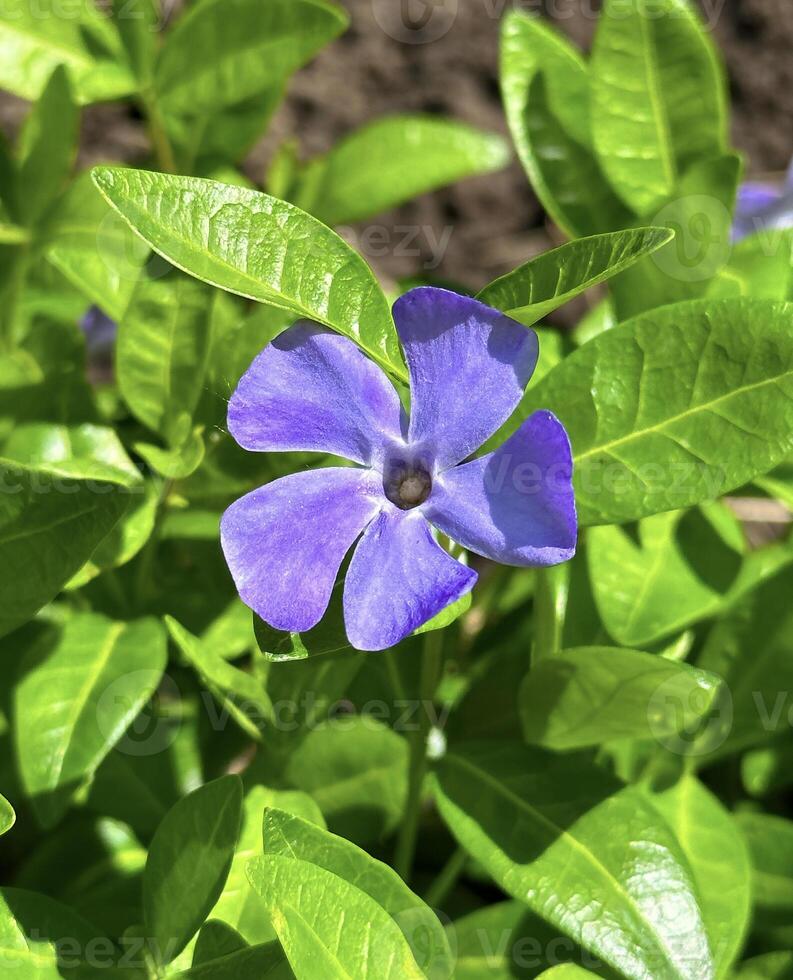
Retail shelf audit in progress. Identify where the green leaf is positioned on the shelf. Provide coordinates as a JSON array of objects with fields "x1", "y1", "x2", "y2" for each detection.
[
  {"x1": 500, "y1": 10, "x2": 590, "y2": 171},
  {"x1": 134, "y1": 430, "x2": 206, "y2": 480},
  {"x1": 609, "y1": 154, "x2": 742, "y2": 321},
  {"x1": 524, "y1": 73, "x2": 633, "y2": 238},
  {"x1": 210, "y1": 786, "x2": 324, "y2": 946},
  {"x1": 0, "y1": 0, "x2": 135, "y2": 103},
  {"x1": 522, "y1": 299, "x2": 793, "y2": 525},
  {"x1": 587, "y1": 506, "x2": 744, "y2": 647},
  {"x1": 46, "y1": 171, "x2": 151, "y2": 322},
  {"x1": 118, "y1": 269, "x2": 225, "y2": 444},
  {"x1": 263, "y1": 808, "x2": 453, "y2": 979},
  {"x1": 733, "y1": 953, "x2": 793, "y2": 980},
  {"x1": 434, "y1": 742, "x2": 713, "y2": 980},
  {"x1": 698, "y1": 563, "x2": 793, "y2": 759},
  {"x1": 295, "y1": 115, "x2": 510, "y2": 226},
  {"x1": 520, "y1": 646, "x2": 722, "y2": 751},
  {"x1": 92, "y1": 168, "x2": 405, "y2": 379},
  {"x1": 0, "y1": 794, "x2": 14, "y2": 836},
  {"x1": 247, "y1": 854, "x2": 425, "y2": 979},
  {"x1": 144, "y1": 775, "x2": 243, "y2": 964},
  {"x1": 166, "y1": 616, "x2": 272, "y2": 740},
  {"x1": 111, "y1": 0, "x2": 158, "y2": 86},
  {"x1": 16, "y1": 65, "x2": 78, "y2": 226},
  {"x1": 0, "y1": 459, "x2": 129, "y2": 639},
  {"x1": 3, "y1": 422, "x2": 142, "y2": 487},
  {"x1": 0, "y1": 887, "x2": 114, "y2": 978},
  {"x1": 537, "y1": 969, "x2": 600, "y2": 980},
  {"x1": 177, "y1": 942, "x2": 291, "y2": 979},
  {"x1": 15, "y1": 614, "x2": 167, "y2": 827},
  {"x1": 652, "y1": 777, "x2": 751, "y2": 978},
  {"x1": 477, "y1": 228, "x2": 673, "y2": 327},
  {"x1": 734, "y1": 812, "x2": 793, "y2": 912},
  {"x1": 0, "y1": 222, "x2": 29, "y2": 244},
  {"x1": 192, "y1": 921, "x2": 246, "y2": 967},
  {"x1": 273, "y1": 715, "x2": 407, "y2": 844},
  {"x1": 156, "y1": 0, "x2": 347, "y2": 116},
  {"x1": 67, "y1": 480, "x2": 159, "y2": 588},
  {"x1": 591, "y1": 0, "x2": 727, "y2": 215}
]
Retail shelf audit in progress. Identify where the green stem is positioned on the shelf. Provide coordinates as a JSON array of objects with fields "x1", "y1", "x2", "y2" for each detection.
[
  {"x1": 532, "y1": 563, "x2": 570, "y2": 663},
  {"x1": 394, "y1": 628, "x2": 444, "y2": 882},
  {"x1": 141, "y1": 89, "x2": 176, "y2": 173},
  {"x1": 424, "y1": 846, "x2": 467, "y2": 910}
]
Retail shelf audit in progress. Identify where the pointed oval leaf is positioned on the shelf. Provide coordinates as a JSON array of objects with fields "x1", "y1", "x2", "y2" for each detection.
[
  {"x1": 210, "y1": 786, "x2": 325, "y2": 946},
  {"x1": 591, "y1": 0, "x2": 727, "y2": 215},
  {"x1": 15, "y1": 614, "x2": 167, "y2": 828},
  {"x1": 263, "y1": 808, "x2": 453, "y2": 979},
  {"x1": 247, "y1": 854, "x2": 425, "y2": 979},
  {"x1": 522, "y1": 299, "x2": 793, "y2": 525},
  {"x1": 652, "y1": 777, "x2": 751, "y2": 978},
  {"x1": 0, "y1": 460, "x2": 129, "y2": 639},
  {"x1": 0, "y1": 795, "x2": 14, "y2": 837},
  {"x1": 520, "y1": 646, "x2": 723, "y2": 751},
  {"x1": 92, "y1": 168, "x2": 404, "y2": 379},
  {"x1": 145, "y1": 775, "x2": 243, "y2": 965},
  {"x1": 295, "y1": 115, "x2": 509, "y2": 226},
  {"x1": 156, "y1": 0, "x2": 348, "y2": 115},
  {"x1": 434, "y1": 742, "x2": 714, "y2": 980},
  {"x1": 477, "y1": 228, "x2": 673, "y2": 327}
]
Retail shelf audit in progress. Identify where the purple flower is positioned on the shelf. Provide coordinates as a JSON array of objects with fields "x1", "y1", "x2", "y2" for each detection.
[
  {"x1": 221, "y1": 287, "x2": 576, "y2": 651},
  {"x1": 732, "y1": 159, "x2": 793, "y2": 242}
]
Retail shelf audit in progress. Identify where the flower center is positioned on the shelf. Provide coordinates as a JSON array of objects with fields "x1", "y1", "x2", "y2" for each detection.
[{"x1": 383, "y1": 460, "x2": 433, "y2": 510}]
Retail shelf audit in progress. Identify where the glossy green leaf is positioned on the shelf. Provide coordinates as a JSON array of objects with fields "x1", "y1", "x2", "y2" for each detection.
[
  {"x1": 591, "y1": 0, "x2": 727, "y2": 215},
  {"x1": 537, "y1": 969, "x2": 600, "y2": 979},
  {"x1": 448, "y1": 902, "x2": 529, "y2": 979},
  {"x1": 92, "y1": 168, "x2": 405, "y2": 379},
  {"x1": 67, "y1": 481, "x2": 159, "y2": 588},
  {"x1": 15, "y1": 614, "x2": 167, "y2": 827},
  {"x1": 529, "y1": 71, "x2": 634, "y2": 238},
  {"x1": 263, "y1": 808, "x2": 453, "y2": 979},
  {"x1": 500, "y1": 10, "x2": 591, "y2": 184},
  {"x1": 609, "y1": 154, "x2": 742, "y2": 321},
  {"x1": 0, "y1": 459, "x2": 129, "y2": 639},
  {"x1": 274, "y1": 715, "x2": 407, "y2": 844},
  {"x1": 0, "y1": 0, "x2": 134, "y2": 103},
  {"x1": 698, "y1": 563, "x2": 793, "y2": 759},
  {"x1": 522, "y1": 299, "x2": 793, "y2": 525},
  {"x1": 652, "y1": 777, "x2": 751, "y2": 978},
  {"x1": 734, "y1": 812, "x2": 793, "y2": 912},
  {"x1": 295, "y1": 115, "x2": 509, "y2": 226},
  {"x1": 166, "y1": 616, "x2": 272, "y2": 740},
  {"x1": 434, "y1": 742, "x2": 713, "y2": 980},
  {"x1": 192, "y1": 921, "x2": 246, "y2": 967},
  {"x1": 3, "y1": 422, "x2": 141, "y2": 487},
  {"x1": 477, "y1": 228, "x2": 673, "y2": 327},
  {"x1": 0, "y1": 222, "x2": 29, "y2": 244},
  {"x1": 210, "y1": 786, "x2": 324, "y2": 946},
  {"x1": 118, "y1": 269, "x2": 227, "y2": 444},
  {"x1": 177, "y1": 941, "x2": 291, "y2": 979},
  {"x1": 247, "y1": 853, "x2": 425, "y2": 979},
  {"x1": 156, "y1": 0, "x2": 347, "y2": 116},
  {"x1": 587, "y1": 507, "x2": 744, "y2": 646},
  {"x1": 0, "y1": 794, "x2": 14, "y2": 836},
  {"x1": 16, "y1": 66, "x2": 78, "y2": 226},
  {"x1": 520, "y1": 646, "x2": 722, "y2": 751},
  {"x1": 46, "y1": 171, "x2": 151, "y2": 322},
  {"x1": 0, "y1": 887, "x2": 114, "y2": 978},
  {"x1": 144, "y1": 775, "x2": 243, "y2": 964},
  {"x1": 134, "y1": 430, "x2": 206, "y2": 480},
  {"x1": 710, "y1": 230, "x2": 793, "y2": 301}
]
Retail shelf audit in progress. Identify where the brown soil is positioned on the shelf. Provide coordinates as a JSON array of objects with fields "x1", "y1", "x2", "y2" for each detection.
[{"x1": 2, "y1": 0, "x2": 791, "y2": 292}]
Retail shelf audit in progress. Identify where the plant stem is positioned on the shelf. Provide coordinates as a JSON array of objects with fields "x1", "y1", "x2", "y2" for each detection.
[
  {"x1": 141, "y1": 89, "x2": 176, "y2": 173},
  {"x1": 424, "y1": 846, "x2": 467, "y2": 910},
  {"x1": 394, "y1": 628, "x2": 444, "y2": 882},
  {"x1": 532, "y1": 563, "x2": 570, "y2": 663}
]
